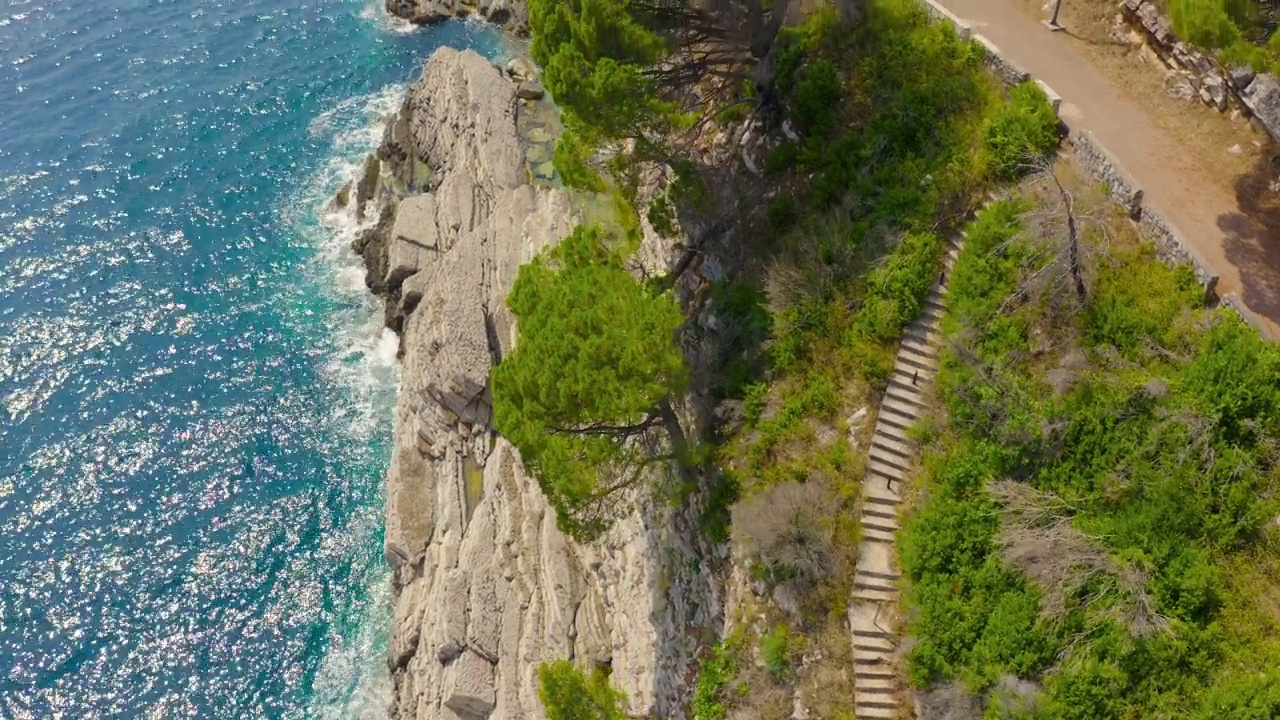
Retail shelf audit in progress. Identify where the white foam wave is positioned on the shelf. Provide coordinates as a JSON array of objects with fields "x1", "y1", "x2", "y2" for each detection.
[
  {"x1": 359, "y1": 1, "x2": 418, "y2": 35},
  {"x1": 275, "y1": 85, "x2": 418, "y2": 719}
]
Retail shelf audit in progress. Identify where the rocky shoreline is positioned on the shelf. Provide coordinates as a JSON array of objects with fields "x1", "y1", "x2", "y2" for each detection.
[
  {"x1": 342, "y1": 43, "x2": 719, "y2": 719},
  {"x1": 384, "y1": 0, "x2": 529, "y2": 33}
]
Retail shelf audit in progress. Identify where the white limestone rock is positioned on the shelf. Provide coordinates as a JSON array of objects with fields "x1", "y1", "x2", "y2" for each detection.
[{"x1": 360, "y1": 48, "x2": 721, "y2": 720}]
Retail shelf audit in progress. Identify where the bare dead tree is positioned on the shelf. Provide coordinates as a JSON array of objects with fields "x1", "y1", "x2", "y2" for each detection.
[
  {"x1": 989, "y1": 479, "x2": 1170, "y2": 639},
  {"x1": 1000, "y1": 160, "x2": 1112, "y2": 321},
  {"x1": 730, "y1": 481, "x2": 835, "y2": 588}
]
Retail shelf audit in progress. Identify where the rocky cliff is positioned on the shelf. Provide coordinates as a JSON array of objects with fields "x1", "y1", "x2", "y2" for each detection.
[
  {"x1": 386, "y1": 0, "x2": 527, "y2": 32},
  {"x1": 347, "y1": 47, "x2": 719, "y2": 719}
]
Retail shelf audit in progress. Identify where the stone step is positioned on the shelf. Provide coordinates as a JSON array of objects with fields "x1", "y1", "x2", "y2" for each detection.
[
  {"x1": 854, "y1": 574, "x2": 899, "y2": 596},
  {"x1": 894, "y1": 347, "x2": 937, "y2": 373},
  {"x1": 855, "y1": 696, "x2": 896, "y2": 712},
  {"x1": 862, "y1": 481, "x2": 901, "y2": 506},
  {"x1": 872, "y1": 433, "x2": 916, "y2": 460},
  {"x1": 855, "y1": 661, "x2": 896, "y2": 676},
  {"x1": 867, "y1": 457, "x2": 907, "y2": 485},
  {"x1": 905, "y1": 322, "x2": 943, "y2": 345},
  {"x1": 880, "y1": 397, "x2": 921, "y2": 424},
  {"x1": 900, "y1": 335, "x2": 938, "y2": 360},
  {"x1": 851, "y1": 610, "x2": 896, "y2": 632},
  {"x1": 860, "y1": 524, "x2": 897, "y2": 544},
  {"x1": 920, "y1": 299, "x2": 945, "y2": 320},
  {"x1": 861, "y1": 512, "x2": 900, "y2": 534},
  {"x1": 856, "y1": 541, "x2": 897, "y2": 581},
  {"x1": 854, "y1": 658, "x2": 893, "y2": 675},
  {"x1": 917, "y1": 302, "x2": 944, "y2": 322},
  {"x1": 868, "y1": 446, "x2": 912, "y2": 475},
  {"x1": 884, "y1": 383, "x2": 926, "y2": 413},
  {"x1": 852, "y1": 632, "x2": 894, "y2": 652},
  {"x1": 874, "y1": 427, "x2": 913, "y2": 450},
  {"x1": 862, "y1": 506, "x2": 900, "y2": 529},
  {"x1": 856, "y1": 697, "x2": 901, "y2": 712},
  {"x1": 857, "y1": 675, "x2": 896, "y2": 693},
  {"x1": 896, "y1": 356, "x2": 936, "y2": 384},
  {"x1": 914, "y1": 316, "x2": 942, "y2": 338},
  {"x1": 855, "y1": 565, "x2": 898, "y2": 586},
  {"x1": 916, "y1": 313, "x2": 947, "y2": 333},
  {"x1": 853, "y1": 583, "x2": 899, "y2": 603},
  {"x1": 874, "y1": 409, "x2": 914, "y2": 436},
  {"x1": 854, "y1": 646, "x2": 893, "y2": 664},
  {"x1": 888, "y1": 371, "x2": 928, "y2": 395},
  {"x1": 880, "y1": 409, "x2": 921, "y2": 438}
]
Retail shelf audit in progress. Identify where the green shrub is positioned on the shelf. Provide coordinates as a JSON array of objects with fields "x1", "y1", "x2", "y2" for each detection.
[
  {"x1": 1169, "y1": 0, "x2": 1243, "y2": 49},
  {"x1": 760, "y1": 623, "x2": 792, "y2": 678},
  {"x1": 1085, "y1": 250, "x2": 1202, "y2": 356},
  {"x1": 765, "y1": 142, "x2": 800, "y2": 175},
  {"x1": 692, "y1": 641, "x2": 738, "y2": 720},
  {"x1": 716, "y1": 102, "x2": 749, "y2": 124},
  {"x1": 700, "y1": 471, "x2": 740, "y2": 545},
  {"x1": 769, "y1": 195, "x2": 798, "y2": 233},
  {"x1": 1194, "y1": 667, "x2": 1280, "y2": 719},
  {"x1": 1181, "y1": 317, "x2": 1280, "y2": 444},
  {"x1": 792, "y1": 59, "x2": 843, "y2": 135},
  {"x1": 854, "y1": 232, "x2": 943, "y2": 342},
  {"x1": 743, "y1": 381, "x2": 769, "y2": 424},
  {"x1": 982, "y1": 82, "x2": 1060, "y2": 179},
  {"x1": 537, "y1": 660, "x2": 628, "y2": 720},
  {"x1": 710, "y1": 281, "x2": 773, "y2": 401}
]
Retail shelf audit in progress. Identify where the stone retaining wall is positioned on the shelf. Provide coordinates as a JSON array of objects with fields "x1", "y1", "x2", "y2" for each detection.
[
  {"x1": 1119, "y1": 0, "x2": 1280, "y2": 143},
  {"x1": 919, "y1": 0, "x2": 1280, "y2": 335}
]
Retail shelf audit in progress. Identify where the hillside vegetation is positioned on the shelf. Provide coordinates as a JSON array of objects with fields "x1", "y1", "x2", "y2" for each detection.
[
  {"x1": 900, "y1": 175, "x2": 1280, "y2": 717},
  {"x1": 1164, "y1": 0, "x2": 1280, "y2": 72}
]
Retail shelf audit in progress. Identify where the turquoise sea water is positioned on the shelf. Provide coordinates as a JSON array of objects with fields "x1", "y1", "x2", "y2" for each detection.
[{"x1": 0, "y1": 2, "x2": 499, "y2": 716}]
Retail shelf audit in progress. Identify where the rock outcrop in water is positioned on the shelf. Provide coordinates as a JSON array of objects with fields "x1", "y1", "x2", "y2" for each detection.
[
  {"x1": 386, "y1": 0, "x2": 527, "y2": 31},
  {"x1": 352, "y1": 47, "x2": 719, "y2": 719}
]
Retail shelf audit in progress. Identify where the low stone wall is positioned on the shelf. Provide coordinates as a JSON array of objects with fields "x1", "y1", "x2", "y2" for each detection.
[
  {"x1": 1066, "y1": 130, "x2": 1143, "y2": 218},
  {"x1": 921, "y1": 0, "x2": 1246, "y2": 317},
  {"x1": 1120, "y1": 0, "x2": 1280, "y2": 143}
]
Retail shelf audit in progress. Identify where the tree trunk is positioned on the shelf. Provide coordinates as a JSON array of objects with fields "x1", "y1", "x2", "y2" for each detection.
[
  {"x1": 1065, "y1": 191, "x2": 1087, "y2": 305},
  {"x1": 657, "y1": 397, "x2": 693, "y2": 480}
]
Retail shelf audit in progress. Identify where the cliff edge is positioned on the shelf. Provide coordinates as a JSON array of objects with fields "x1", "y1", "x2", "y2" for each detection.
[{"x1": 348, "y1": 47, "x2": 718, "y2": 720}]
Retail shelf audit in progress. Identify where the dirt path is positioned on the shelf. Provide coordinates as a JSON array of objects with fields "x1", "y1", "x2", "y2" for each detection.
[{"x1": 936, "y1": 0, "x2": 1280, "y2": 338}]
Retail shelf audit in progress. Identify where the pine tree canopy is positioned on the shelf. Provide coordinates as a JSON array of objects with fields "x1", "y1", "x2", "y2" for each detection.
[{"x1": 492, "y1": 224, "x2": 687, "y2": 540}]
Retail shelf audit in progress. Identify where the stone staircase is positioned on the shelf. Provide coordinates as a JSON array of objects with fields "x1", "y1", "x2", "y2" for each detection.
[{"x1": 848, "y1": 236, "x2": 960, "y2": 719}]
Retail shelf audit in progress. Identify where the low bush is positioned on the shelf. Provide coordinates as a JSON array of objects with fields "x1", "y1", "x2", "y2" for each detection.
[
  {"x1": 537, "y1": 660, "x2": 628, "y2": 720},
  {"x1": 982, "y1": 82, "x2": 1060, "y2": 179},
  {"x1": 761, "y1": 623, "x2": 792, "y2": 678},
  {"x1": 791, "y1": 59, "x2": 843, "y2": 135},
  {"x1": 691, "y1": 640, "x2": 738, "y2": 720}
]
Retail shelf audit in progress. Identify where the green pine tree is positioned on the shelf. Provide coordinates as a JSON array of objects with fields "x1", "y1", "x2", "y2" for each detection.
[
  {"x1": 492, "y1": 225, "x2": 688, "y2": 540},
  {"x1": 529, "y1": 0, "x2": 682, "y2": 190}
]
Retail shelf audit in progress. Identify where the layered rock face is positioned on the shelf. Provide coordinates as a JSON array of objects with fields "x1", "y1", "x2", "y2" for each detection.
[
  {"x1": 354, "y1": 47, "x2": 718, "y2": 720},
  {"x1": 386, "y1": 0, "x2": 527, "y2": 31}
]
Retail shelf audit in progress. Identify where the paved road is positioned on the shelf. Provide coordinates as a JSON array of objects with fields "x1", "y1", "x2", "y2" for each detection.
[{"x1": 936, "y1": 0, "x2": 1280, "y2": 338}]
